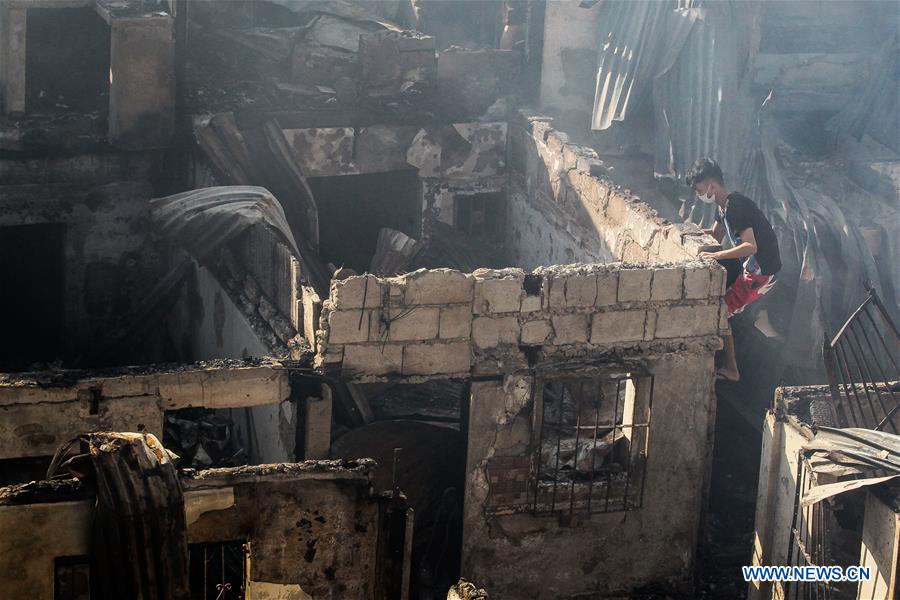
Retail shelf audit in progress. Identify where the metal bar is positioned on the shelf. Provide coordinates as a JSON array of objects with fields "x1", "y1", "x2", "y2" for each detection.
[
  {"x1": 604, "y1": 379, "x2": 622, "y2": 512},
  {"x1": 833, "y1": 342, "x2": 865, "y2": 427},
  {"x1": 638, "y1": 376, "x2": 654, "y2": 509},
  {"x1": 853, "y1": 313, "x2": 900, "y2": 432},
  {"x1": 569, "y1": 387, "x2": 583, "y2": 518},
  {"x1": 846, "y1": 325, "x2": 898, "y2": 433},
  {"x1": 830, "y1": 342, "x2": 861, "y2": 428},
  {"x1": 839, "y1": 333, "x2": 882, "y2": 428},
  {"x1": 533, "y1": 381, "x2": 546, "y2": 513},
  {"x1": 861, "y1": 304, "x2": 900, "y2": 374},
  {"x1": 587, "y1": 388, "x2": 601, "y2": 514},
  {"x1": 549, "y1": 385, "x2": 564, "y2": 513},
  {"x1": 829, "y1": 294, "x2": 874, "y2": 346}
]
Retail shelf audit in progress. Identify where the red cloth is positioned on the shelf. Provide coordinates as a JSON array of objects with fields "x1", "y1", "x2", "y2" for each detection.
[{"x1": 725, "y1": 270, "x2": 776, "y2": 317}]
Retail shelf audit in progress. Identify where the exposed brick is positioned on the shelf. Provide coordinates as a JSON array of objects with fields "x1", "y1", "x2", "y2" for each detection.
[
  {"x1": 343, "y1": 344, "x2": 402, "y2": 375},
  {"x1": 590, "y1": 310, "x2": 646, "y2": 344},
  {"x1": 402, "y1": 342, "x2": 471, "y2": 375},
  {"x1": 683, "y1": 267, "x2": 711, "y2": 299},
  {"x1": 327, "y1": 310, "x2": 370, "y2": 343},
  {"x1": 564, "y1": 274, "x2": 597, "y2": 308},
  {"x1": 405, "y1": 269, "x2": 474, "y2": 304},
  {"x1": 711, "y1": 265, "x2": 727, "y2": 297},
  {"x1": 474, "y1": 272, "x2": 524, "y2": 314},
  {"x1": 548, "y1": 277, "x2": 566, "y2": 309},
  {"x1": 383, "y1": 306, "x2": 439, "y2": 341},
  {"x1": 521, "y1": 319, "x2": 552, "y2": 344},
  {"x1": 654, "y1": 305, "x2": 719, "y2": 338},
  {"x1": 472, "y1": 316, "x2": 520, "y2": 349},
  {"x1": 617, "y1": 269, "x2": 652, "y2": 302},
  {"x1": 650, "y1": 268, "x2": 684, "y2": 301},
  {"x1": 439, "y1": 304, "x2": 472, "y2": 338},
  {"x1": 520, "y1": 294, "x2": 542, "y2": 313},
  {"x1": 595, "y1": 272, "x2": 618, "y2": 305},
  {"x1": 551, "y1": 314, "x2": 589, "y2": 344},
  {"x1": 331, "y1": 275, "x2": 381, "y2": 308}
]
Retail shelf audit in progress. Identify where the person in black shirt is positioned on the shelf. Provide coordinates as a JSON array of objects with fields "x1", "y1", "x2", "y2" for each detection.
[{"x1": 686, "y1": 157, "x2": 782, "y2": 381}]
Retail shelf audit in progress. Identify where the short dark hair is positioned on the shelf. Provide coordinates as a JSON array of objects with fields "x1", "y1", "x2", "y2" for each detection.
[{"x1": 685, "y1": 157, "x2": 724, "y2": 187}]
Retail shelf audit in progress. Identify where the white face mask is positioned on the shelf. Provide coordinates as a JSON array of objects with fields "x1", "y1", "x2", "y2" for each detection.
[{"x1": 696, "y1": 185, "x2": 716, "y2": 204}]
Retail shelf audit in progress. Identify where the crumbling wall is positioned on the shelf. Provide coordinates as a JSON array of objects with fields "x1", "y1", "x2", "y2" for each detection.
[
  {"x1": 314, "y1": 262, "x2": 726, "y2": 380},
  {"x1": 0, "y1": 460, "x2": 379, "y2": 600},
  {"x1": 507, "y1": 109, "x2": 715, "y2": 269},
  {"x1": 461, "y1": 352, "x2": 719, "y2": 598},
  {"x1": 0, "y1": 181, "x2": 162, "y2": 362},
  {"x1": 0, "y1": 361, "x2": 290, "y2": 460}
]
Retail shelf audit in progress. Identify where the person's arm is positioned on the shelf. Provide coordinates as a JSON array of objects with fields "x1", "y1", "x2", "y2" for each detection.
[
  {"x1": 702, "y1": 220, "x2": 724, "y2": 242},
  {"x1": 699, "y1": 227, "x2": 757, "y2": 260}
]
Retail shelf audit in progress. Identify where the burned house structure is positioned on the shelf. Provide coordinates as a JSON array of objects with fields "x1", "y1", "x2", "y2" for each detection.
[{"x1": 0, "y1": 1, "x2": 897, "y2": 600}]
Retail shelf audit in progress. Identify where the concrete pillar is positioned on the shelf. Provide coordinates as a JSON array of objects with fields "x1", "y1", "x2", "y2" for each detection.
[{"x1": 303, "y1": 385, "x2": 332, "y2": 459}]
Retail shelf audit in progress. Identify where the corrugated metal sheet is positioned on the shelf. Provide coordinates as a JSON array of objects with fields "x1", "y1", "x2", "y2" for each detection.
[
  {"x1": 590, "y1": 1, "x2": 753, "y2": 224},
  {"x1": 590, "y1": 1, "x2": 673, "y2": 131}
]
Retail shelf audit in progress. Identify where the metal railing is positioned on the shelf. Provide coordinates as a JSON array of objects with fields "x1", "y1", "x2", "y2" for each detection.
[{"x1": 823, "y1": 288, "x2": 900, "y2": 433}]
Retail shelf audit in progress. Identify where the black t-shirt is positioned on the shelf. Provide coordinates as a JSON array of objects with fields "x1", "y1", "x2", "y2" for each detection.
[{"x1": 716, "y1": 193, "x2": 782, "y2": 275}]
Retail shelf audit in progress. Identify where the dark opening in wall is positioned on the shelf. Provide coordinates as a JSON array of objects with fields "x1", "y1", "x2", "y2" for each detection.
[
  {"x1": 25, "y1": 7, "x2": 110, "y2": 114},
  {"x1": 454, "y1": 191, "x2": 505, "y2": 239},
  {"x1": 55, "y1": 555, "x2": 91, "y2": 600},
  {"x1": 308, "y1": 170, "x2": 421, "y2": 273},
  {"x1": 0, "y1": 223, "x2": 66, "y2": 370}
]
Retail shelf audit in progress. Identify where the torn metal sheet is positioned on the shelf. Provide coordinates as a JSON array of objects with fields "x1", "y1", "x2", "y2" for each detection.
[
  {"x1": 150, "y1": 186, "x2": 301, "y2": 261},
  {"x1": 49, "y1": 432, "x2": 190, "y2": 600},
  {"x1": 803, "y1": 426, "x2": 900, "y2": 472},
  {"x1": 369, "y1": 228, "x2": 425, "y2": 277},
  {"x1": 801, "y1": 474, "x2": 899, "y2": 507}
]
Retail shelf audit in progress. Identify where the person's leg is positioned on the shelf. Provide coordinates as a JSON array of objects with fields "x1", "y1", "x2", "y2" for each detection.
[
  {"x1": 718, "y1": 325, "x2": 740, "y2": 381},
  {"x1": 718, "y1": 270, "x2": 776, "y2": 381}
]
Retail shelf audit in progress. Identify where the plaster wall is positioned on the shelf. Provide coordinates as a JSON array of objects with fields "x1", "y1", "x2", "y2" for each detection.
[
  {"x1": 0, "y1": 181, "x2": 161, "y2": 361},
  {"x1": 460, "y1": 351, "x2": 718, "y2": 598}
]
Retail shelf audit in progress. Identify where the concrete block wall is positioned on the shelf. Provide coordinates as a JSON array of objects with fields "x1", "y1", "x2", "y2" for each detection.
[
  {"x1": 314, "y1": 262, "x2": 726, "y2": 381},
  {"x1": 507, "y1": 108, "x2": 719, "y2": 270}
]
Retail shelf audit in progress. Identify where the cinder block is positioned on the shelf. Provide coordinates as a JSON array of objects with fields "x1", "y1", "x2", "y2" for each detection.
[
  {"x1": 520, "y1": 295, "x2": 542, "y2": 313},
  {"x1": 590, "y1": 310, "x2": 646, "y2": 344},
  {"x1": 683, "y1": 267, "x2": 711, "y2": 299},
  {"x1": 440, "y1": 304, "x2": 473, "y2": 338},
  {"x1": 617, "y1": 269, "x2": 652, "y2": 302},
  {"x1": 402, "y1": 342, "x2": 471, "y2": 375},
  {"x1": 551, "y1": 314, "x2": 589, "y2": 345},
  {"x1": 327, "y1": 310, "x2": 370, "y2": 343},
  {"x1": 383, "y1": 306, "x2": 440, "y2": 341},
  {"x1": 474, "y1": 273, "x2": 524, "y2": 314},
  {"x1": 654, "y1": 305, "x2": 720, "y2": 338},
  {"x1": 521, "y1": 319, "x2": 553, "y2": 344},
  {"x1": 595, "y1": 272, "x2": 618, "y2": 305},
  {"x1": 650, "y1": 268, "x2": 684, "y2": 301},
  {"x1": 548, "y1": 277, "x2": 566, "y2": 310},
  {"x1": 718, "y1": 302, "x2": 730, "y2": 331},
  {"x1": 472, "y1": 316, "x2": 520, "y2": 349},
  {"x1": 331, "y1": 275, "x2": 382, "y2": 308},
  {"x1": 711, "y1": 265, "x2": 727, "y2": 297},
  {"x1": 565, "y1": 274, "x2": 597, "y2": 308},
  {"x1": 343, "y1": 344, "x2": 403, "y2": 375},
  {"x1": 405, "y1": 269, "x2": 474, "y2": 304}
]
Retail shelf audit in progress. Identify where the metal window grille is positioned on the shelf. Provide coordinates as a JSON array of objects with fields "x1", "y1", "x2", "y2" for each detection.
[
  {"x1": 823, "y1": 288, "x2": 900, "y2": 433},
  {"x1": 188, "y1": 541, "x2": 247, "y2": 600},
  {"x1": 532, "y1": 372, "x2": 653, "y2": 516}
]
